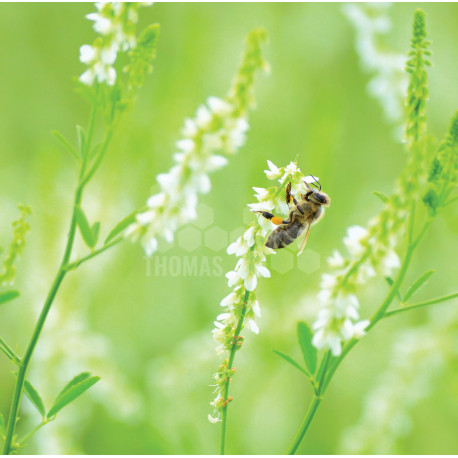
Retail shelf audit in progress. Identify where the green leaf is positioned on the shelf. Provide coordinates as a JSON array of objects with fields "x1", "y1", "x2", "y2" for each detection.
[
  {"x1": 373, "y1": 191, "x2": 390, "y2": 204},
  {"x1": 92, "y1": 222, "x2": 100, "y2": 246},
  {"x1": 273, "y1": 350, "x2": 310, "y2": 376},
  {"x1": 51, "y1": 130, "x2": 79, "y2": 162},
  {"x1": 88, "y1": 142, "x2": 102, "y2": 161},
  {"x1": 104, "y1": 210, "x2": 139, "y2": 245},
  {"x1": 76, "y1": 125, "x2": 86, "y2": 157},
  {"x1": 24, "y1": 380, "x2": 46, "y2": 418},
  {"x1": 297, "y1": 321, "x2": 317, "y2": 375},
  {"x1": 0, "y1": 412, "x2": 5, "y2": 438},
  {"x1": 403, "y1": 270, "x2": 435, "y2": 303},
  {"x1": 47, "y1": 372, "x2": 100, "y2": 418},
  {"x1": 385, "y1": 277, "x2": 402, "y2": 301},
  {"x1": 0, "y1": 290, "x2": 20, "y2": 306},
  {"x1": 75, "y1": 206, "x2": 95, "y2": 248}
]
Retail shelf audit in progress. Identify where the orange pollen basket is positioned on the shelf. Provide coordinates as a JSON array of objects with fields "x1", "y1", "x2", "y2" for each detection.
[{"x1": 271, "y1": 216, "x2": 283, "y2": 225}]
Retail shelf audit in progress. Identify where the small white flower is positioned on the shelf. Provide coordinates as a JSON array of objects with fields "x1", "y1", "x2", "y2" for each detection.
[
  {"x1": 244, "y1": 273, "x2": 257, "y2": 291},
  {"x1": 251, "y1": 300, "x2": 261, "y2": 317},
  {"x1": 264, "y1": 160, "x2": 281, "y2": 180},
  {"x1": 195, "y1": 106, "x2": 212, "y2": 128},
  {"x1": 225, "y1": 271, "x2": 241, "y2": 288},
  {"x1": 255, "y1": 264, "x2": 270, "y2": 278},
  {"x1": 79, "y1": 44, "x2": 96, "y2": 64},
  {"x1": 206, "y1": 155, "x2": 228, "y2": 171},
  {"x1": 147, "y1": 193, "x2": 167, "y2": 208},
  {"x1": 177, "y1": 139, "x2": 195, "y2": 153},
  {"x1": 79, "y1": 69, "x2": 95, "y2": 86},
  {"x1": 182, "y1": 119, "x2": 198, "y2": 137},
  {"x1": 100, "y1": 44, "x2": 118, "y2": 65},
  {"x1": 328, "y1": 250, "x2": 345, "y2": 268},
  {"x1": 344, "y1": 226, "x2": 369, "y2": 257},
  {"x1": 353, "y1": 319, "x2": 370, "y2": 338},
  {"x1": 246, "y1": 318, "x2": 259, "y2": 334},
  {"x1": 243, "y1": 226, "x2": 256, "y2": 247},
  {"x1": 143, "y1": 236, "x2": 158, "y2": 257},
  {"x1": 220, "y1": 292, "x2": 238, "y2": 307},
  {"x1": 208, "y1": 414, "x2": 221, "y2": 424},
  {"x1": 303, "y1": 174, "x2": 320, "y2": 184},
  {"x1": 207, "y1": 97, "x2": 232, "y2": 116},
  {"x1": 227, "y1": 236, "x2": 251, "y2": 257},
  {"x1": 312, "y1": 328, "x2": 342, "y2": 356},
  {"x1": 284, "y1": 161, "x2": 298, "y2": 177}
]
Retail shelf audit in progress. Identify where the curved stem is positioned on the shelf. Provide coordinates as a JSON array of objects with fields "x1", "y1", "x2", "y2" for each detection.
[
  {"x1": 2, "y1": 192, "x2": 81, "y2": 454},
  {"x1": 64, "y1": 236, "x2": 124, "y2": 271},
  {"x1": 286, "y1": 351, "x2": 330, "y2": 455},
  {"x1": 285, "y1": 209, "x2": 433, "y2": 455},
  {"x1": 2, "y1": 93, "x2": 115, "y2": 454},
  {"x1": 384, "y1": 292, "x2": 458, "y2": 318},
  {"x1": 220, "y1": 289, "x2": 250, "y2": 455}
]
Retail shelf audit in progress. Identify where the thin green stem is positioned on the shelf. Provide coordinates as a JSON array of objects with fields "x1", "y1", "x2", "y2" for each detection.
[
  {"x1": 80, "y1": 126, "x2": 114, "y2": 189},
  {"x1": 322, "y1": 219, "x2": 430, "y2": 393},
  {"x1": 220, "y1": 289, "x2": 250, "y2": 455},
  {"x1": 64, "y1": 236, "x2": 124, "y2": 271},
  {"x1": 17, "y1": 419, "x2": 52, "y2": 448},
  {"x1": 384, "y1": 292, "x2": 458, "y2": 318},
  {"x1": 0, "y1": 337, "x2": 21, "y2": 365},
  {"x1": 2, "y1": 94, "x2": 116, "y2": 455},
  {"x1": 284, "y1": 206, "x2": 434, "y2": 456},
  {"x1": 286, "y1": 351, "x2": 331, "y2": 455}
]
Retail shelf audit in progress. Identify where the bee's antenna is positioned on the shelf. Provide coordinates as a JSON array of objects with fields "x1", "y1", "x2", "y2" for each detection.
[{"x1": 309, "y1": 174, "x2": 321, "y2": 191}]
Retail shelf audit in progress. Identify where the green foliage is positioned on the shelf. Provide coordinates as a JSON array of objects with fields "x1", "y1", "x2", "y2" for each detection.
[
  {"x1": 105, "y1": 210, "x2": 141, "y2": 245},
  {"x1": 297, "y1": 321, "x2": 317, "y2": 375},
  {"x1": 0, "y1": 205, "x2": 31, "y2": 287},
  {"x1": 0, "y1": 290, "x2": 20, "y2": 306},
  {"x1": 404, "y1": 9, "x2": 431, "y2": 148},
  {"x1": 47, "y1": 372, "x2": 100, "y2": 419},
  {"x1": 51, "y1": 130, "x2": 80, "y2": 162},
  {"x1": 273, "y1": 350, "x2": 310, "y2": 376},
  {"x1": 75, "y1": 206, "x2": 99, "y2": 249},
  {"x1": 0, "y1": 413, "x2": 5, "y2": 439},
  {"x1": 385, "y1": 277, "x2": 402, "y2": 301},
  {"x1": 423, "y1": 111, "x2": 458, "y2": 215},
  {"x1": 125, "y1": 24, "x2": 160, "y2": 89},
  {"x1": 228, "y1": 28, "x2": 269, "y2": 117},
  {"x1": 403, "y1": 270, "x2": 434, "y2": 303},
  {"x1": 24, "y1": 380, "x2": 46, "y2": 418},
  {"x1": 372, "y1": 191, "x2": 390, "y2": 204}
]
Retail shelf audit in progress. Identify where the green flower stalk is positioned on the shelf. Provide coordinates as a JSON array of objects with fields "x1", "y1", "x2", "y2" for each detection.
[
  {"x1": 209, "y1": 161, "x2": 322, "y2": 454},
  {"x1": 0, "y1": 205, "x2": 31, "y2": 287},
  {"x1": 127, "y1": 29, "x2": 269, "y2": 256},
  {"x1": 79, "y1": 2, "x2": 154, "y2": 86},
  {"x1": 404, "y1": 9, "x2": 430, "y2": 148},
  {"x1": 423, "y1": 112, "x2": 458, "y2": 216},
  {"x1": 311, "y1": 9, "x2": 434, "y2": 358},
  {"x1": 1, "y1": 3, "x2": 157, "y2": 454},
  {"x1": 285, "y1": 10, "x2": 457, "y2": 454},
  {"x1": 343, "y1": 3, "x2": 408, "y2": 133}
]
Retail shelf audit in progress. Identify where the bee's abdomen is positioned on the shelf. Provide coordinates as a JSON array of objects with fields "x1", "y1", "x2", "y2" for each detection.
[{"x1": 265, "y1": 222, "x2": 304, "y2": 249}]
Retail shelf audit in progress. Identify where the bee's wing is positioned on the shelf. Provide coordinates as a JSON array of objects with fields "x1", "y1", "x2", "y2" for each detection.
[{"x1": 297, "y1": 223, "x2": 311, "y2": 256}]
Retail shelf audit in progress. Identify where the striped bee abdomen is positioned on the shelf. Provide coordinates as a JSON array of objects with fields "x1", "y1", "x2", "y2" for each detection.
[{"x1": 265, "y1": 221, "x2": 305, "y2": 249}]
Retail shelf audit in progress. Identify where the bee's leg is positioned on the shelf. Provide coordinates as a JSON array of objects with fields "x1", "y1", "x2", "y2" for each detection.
[
  {"x1": 285, "y1": 182, "x2": 298, "y2": 206},
  {"x1": 254, "y1": 211, "x2": 290, "y2": 225},
  {"x1": 286, "y1": 182, "x2": 304, "y2": 214}
]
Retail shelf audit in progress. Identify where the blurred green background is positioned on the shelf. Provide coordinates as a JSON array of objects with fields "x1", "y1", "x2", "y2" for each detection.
[{"x1": 1, "y1": 3, "x2": 457, "y2": 454}]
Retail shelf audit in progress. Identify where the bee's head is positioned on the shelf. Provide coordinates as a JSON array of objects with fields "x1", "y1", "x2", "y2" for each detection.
[{"x1": 303, "y1": 187, "x2": 330, "y2": 206}]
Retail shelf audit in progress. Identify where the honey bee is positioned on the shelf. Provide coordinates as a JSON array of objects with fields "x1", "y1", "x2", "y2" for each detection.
[{"x1": 255, "y1": 177, "x2": 330, "y2": 255}]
